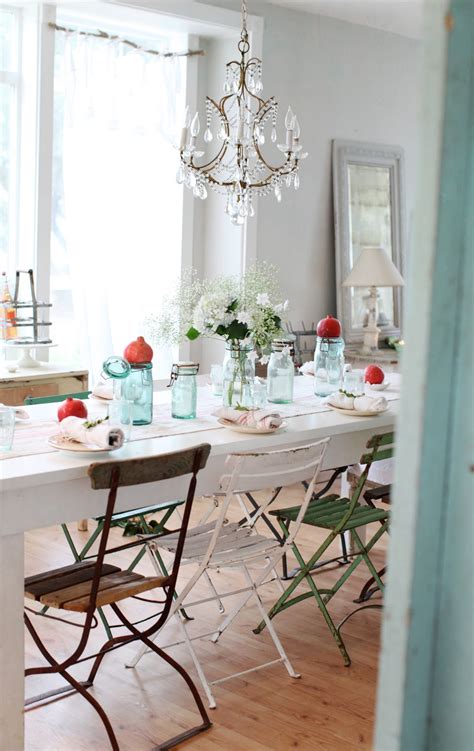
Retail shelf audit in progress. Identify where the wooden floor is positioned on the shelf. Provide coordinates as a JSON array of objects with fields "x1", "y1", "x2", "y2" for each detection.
[{"x1": 24, "y1": 484, "x2": 387, "y2": 751}]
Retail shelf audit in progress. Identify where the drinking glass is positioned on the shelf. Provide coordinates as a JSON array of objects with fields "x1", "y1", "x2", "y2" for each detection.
[
  {"x1": 210, "y1": 364, "x2": 223, "y2": 396},
  {"x1": 343, "y1": 368, "x2": 364, "y2": 394},
  {"x1": 107, "y1": 400, "x2": 132, "y2": 441},
  {"x1": 253, "y1": 377, "x2": 267, "y2": 408},
  {"x1": 0, "y1": 406, "x2": 15, "y2": 452}
]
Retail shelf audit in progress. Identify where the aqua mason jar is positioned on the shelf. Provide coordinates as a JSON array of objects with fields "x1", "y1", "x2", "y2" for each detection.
[
  {"x1": 267, "y1": 337, "x2": 295, "y2": 404},
  {"x1": 169, "y1": 362, "x2": 198, "y2": 419},
  {"x1": 313, "y1": 336, "x2": 345, "y2": 397},
  {"x1": 222, "y1": 342, "x2": 255, "y2": 408},
  {"x1": 102, "y1": 356, "x2": 153, "y2": 426}
]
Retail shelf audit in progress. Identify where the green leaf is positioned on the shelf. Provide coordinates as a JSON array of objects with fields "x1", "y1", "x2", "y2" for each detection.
[
  {"x1": 226, "y1": 320, "x2": 250, "y2": 340},
  {"x1": 215, "y1": 324, "x2": 228, "y2": 337},
  {"x1": 227, "y1": 299, "x2": 239, "y2": 312},
  {"x1": 186, "y1": 326, "x2": 201, "y2": 341}
]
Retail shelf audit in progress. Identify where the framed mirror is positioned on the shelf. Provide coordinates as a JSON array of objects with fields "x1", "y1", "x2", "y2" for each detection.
[{"x1": 333, "y1": 140, "x2": 405, "y2": 345}]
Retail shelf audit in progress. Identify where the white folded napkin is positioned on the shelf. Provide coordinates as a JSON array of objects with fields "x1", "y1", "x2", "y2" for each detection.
[
  {"x1": 353, "y1": 395, "x2": 388, "y2": 413},
  {"x1": 327, "y1": 392, "x2": 355, "y2": 410},
  {"x1": 214, "y1": 407, "x2": 283, "y2": 430},
  {"x1": 328, "y1": 392, "x2": 388, "y2": 413},
  {"x1": 92, "y1": 380, "x2": 114, "y2": 400},
  {"x1": 299, "y1": 361, "x2": 315, "y2": 376},
  {"x1": 59, "y1": 415, "x2": 124, "y2": 449}
]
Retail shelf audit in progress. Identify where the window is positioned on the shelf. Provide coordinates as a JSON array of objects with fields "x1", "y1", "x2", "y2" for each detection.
[
  {"x1": 49, "y1": 19, "x2": 186, "y2": 378},
  {"x1": 0, "y1": 6, "x2": 20, "y2": 275}
]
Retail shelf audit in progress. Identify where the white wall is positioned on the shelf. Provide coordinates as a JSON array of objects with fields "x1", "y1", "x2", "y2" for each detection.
[{"x1": 195, "y1": 0, "x2": 421, "y2": 369}]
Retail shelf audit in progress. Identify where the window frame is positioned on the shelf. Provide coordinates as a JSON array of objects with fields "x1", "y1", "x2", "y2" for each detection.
[{"x1": 0, "y1": 3, "x2": 21, "y2": 278}]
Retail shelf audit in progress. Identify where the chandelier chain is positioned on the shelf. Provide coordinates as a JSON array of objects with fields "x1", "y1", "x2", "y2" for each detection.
[{"x1": 241, "y1": 0, "x2": 248, "y2": 42}]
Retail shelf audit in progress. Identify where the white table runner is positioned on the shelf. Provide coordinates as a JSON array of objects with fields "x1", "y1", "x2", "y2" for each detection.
[{"x1": 3, "y1": 376, "x2": 400, "y2": 461}]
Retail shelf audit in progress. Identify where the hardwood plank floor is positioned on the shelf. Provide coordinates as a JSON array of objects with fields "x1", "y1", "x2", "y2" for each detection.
[{"x1": 23, "y1": 484, "x2": 387, "y2": 750}]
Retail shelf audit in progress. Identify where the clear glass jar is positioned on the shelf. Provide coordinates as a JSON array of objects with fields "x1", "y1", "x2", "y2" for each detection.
[
  {"x1": 314, "y1": 336, "x2": 345, "y2": 397},
  {"x1": 170, "y1": 362, "x2": 198, "y2": 419},
  {"x1": 267, "y1": 337, "x2": 295, "y2": 404},
  {"x1": 102, "y1": 356, "x2": 153, "y2": 426},
  {"x1": 222, "y1": 343, "x2": 255, "y2": 408},
  {"x1": 121, "y1": 363, "x2": 153, "y2": 425}
]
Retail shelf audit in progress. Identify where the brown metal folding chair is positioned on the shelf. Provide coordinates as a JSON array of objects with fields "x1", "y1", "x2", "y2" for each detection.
[{"x1": 24, "y1": 443, "x2": 212, "y2": 751}]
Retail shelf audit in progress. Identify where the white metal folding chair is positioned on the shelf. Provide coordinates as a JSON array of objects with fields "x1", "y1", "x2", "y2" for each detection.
[{"x1": 127, "y1": 438, "x2": 330, "y2": 708}]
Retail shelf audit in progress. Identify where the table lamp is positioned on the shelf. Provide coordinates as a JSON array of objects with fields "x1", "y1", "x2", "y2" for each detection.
[{"x1": 343, "y1": 246, "x2": 404, "y2": 354}]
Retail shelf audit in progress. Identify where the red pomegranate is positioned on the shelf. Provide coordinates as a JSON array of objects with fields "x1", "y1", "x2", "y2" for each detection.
[
  {"x1": 364, "y1": 364, "x2": 385, "y2": 385},
  {"x1": 316, "y1": 315, "x2": 341, "y2": 338},
  {"x1": 57, "y1": 397, "x2": 88, "y2": 422},
  {"x1": 124, "y1": 336, "x2": 153, "y2": 364}
]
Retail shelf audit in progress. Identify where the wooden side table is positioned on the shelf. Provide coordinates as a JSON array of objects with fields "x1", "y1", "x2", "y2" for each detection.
[
  {"x1": 0, "y1": 364, "x2": 89, "y2": 406},
  {"x1": 0, "y1": 363, "x2": 90, "y2": 532}
]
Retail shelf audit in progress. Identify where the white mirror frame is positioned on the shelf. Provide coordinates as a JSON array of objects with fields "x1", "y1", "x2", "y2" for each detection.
[{"x1": 333, "y1": 139, "x2": 406, "y2": 345}]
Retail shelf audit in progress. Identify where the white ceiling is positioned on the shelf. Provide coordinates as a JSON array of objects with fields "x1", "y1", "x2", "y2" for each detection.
[{"x1": 264, "y1": 0, "x2": 424, "y2": 39}]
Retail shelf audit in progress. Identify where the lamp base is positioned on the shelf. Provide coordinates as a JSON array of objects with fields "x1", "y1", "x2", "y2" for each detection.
[{"x1": 360, "y1": 326, "x2": 380, "y2": 355}]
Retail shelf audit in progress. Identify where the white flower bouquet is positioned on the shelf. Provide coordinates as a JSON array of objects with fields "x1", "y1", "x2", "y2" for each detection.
[
  {"x1": 146, "y1": 263, "x2": 289, "y2": 407},
  {"x1": 146, "y1": 263, "x2": 288, "y2": 355}
]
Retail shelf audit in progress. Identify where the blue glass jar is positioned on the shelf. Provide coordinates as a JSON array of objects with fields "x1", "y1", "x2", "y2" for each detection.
[
  {"x1": 267, "y1": 337, "x2": 295, "y2": 404},
  {"x1": 222, "y1": 343, "x2": 255, "y2": 408},
  {"x1": 102, "y1": 356, "x2": 153, "y2": 426},
  {"x1": 170, "y1": 362, "x2": 198, "y2": 419},
  {"x1": 313, "y1": 336, "x2": 345, "y2": 397}
]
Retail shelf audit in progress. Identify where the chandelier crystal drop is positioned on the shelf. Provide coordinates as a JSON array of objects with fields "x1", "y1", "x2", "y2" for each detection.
[{"x1": 177, "y1": 0, "x2": 307, "y2": 225}]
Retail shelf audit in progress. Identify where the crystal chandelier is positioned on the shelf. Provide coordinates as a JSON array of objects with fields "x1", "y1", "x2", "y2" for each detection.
[{"x1": 176, "y1": 0, "x2": 307, "y2": 225}]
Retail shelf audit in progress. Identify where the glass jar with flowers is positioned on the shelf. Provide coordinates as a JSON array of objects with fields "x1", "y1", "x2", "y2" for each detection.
[{"x1": 145, "y1": 264, "x2": 289, "y2": 408}]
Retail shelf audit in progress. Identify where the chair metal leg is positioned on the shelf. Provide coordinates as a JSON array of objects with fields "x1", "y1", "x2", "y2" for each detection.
[
  {"x1": 354, "y1": 565, "x2": 387, "y2": 603},
  {"x1": 111, "y1": 604, "x2": 212, "y2": 750},
  {"x1": 174, "y1": 613, "x2": 217, "y2": 709},
  {"x1": 242, "y1": 565, "x2": 300, "y2": 679}
]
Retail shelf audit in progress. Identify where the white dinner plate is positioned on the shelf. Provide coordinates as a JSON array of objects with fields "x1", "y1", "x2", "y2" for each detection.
[
  {"x1": 48, "y1": 434, "x2": 122, "y2": 454},
  {"x1": 328, "y1": 406, "x2": 388, "y2": 417},
  {"x1": 217, "y1": 418, "x2": 287, "y2": 434}
]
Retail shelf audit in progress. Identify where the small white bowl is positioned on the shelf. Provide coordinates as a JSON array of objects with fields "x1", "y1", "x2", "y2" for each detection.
[{"x1": 366, "y1": 380, "x2": 389, "y2": 391}]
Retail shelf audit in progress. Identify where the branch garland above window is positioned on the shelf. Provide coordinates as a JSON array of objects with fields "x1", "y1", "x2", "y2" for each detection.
[{"x1": 48, "y1": 22, "x2": 205, "y2": 59}]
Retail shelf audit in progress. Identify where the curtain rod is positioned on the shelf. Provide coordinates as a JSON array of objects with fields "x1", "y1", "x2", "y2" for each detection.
[{"x1": 49, "y1": 22, "x2": 205, "y2": 58}]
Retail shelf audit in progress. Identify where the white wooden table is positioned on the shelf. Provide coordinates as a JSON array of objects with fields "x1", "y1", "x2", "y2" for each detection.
[{"x1": 0, "y1": 396, "x2": 398, "y2": 750}]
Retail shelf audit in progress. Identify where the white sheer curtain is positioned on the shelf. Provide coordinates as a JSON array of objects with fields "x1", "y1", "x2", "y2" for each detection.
[{"x1": 51, "y1": 32, "x2": 184, "y2": 380}]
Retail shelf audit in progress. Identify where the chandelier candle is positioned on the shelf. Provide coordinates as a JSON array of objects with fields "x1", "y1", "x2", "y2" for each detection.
[{"x1": 177, "y1": 0, "x2": 307, "y2": 224}]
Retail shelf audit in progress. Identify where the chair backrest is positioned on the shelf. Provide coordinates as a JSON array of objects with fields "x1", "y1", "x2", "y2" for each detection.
[
  {"x1": 82, "y1": 443, "x2": 211, "y2": 627},
  {"x1": 88, "y1": 444, "x2": 211, "y2": 489},
  {"x1": 219, "y1": 440, "x2": 330, "y2": 495},
  {"x1": 350, "y1": 431, "x2": 396, "y2": 507},
  {"x1": 194, "y1": 439, "x2": 330, "y2": 568},
  {"x1": 24, "y1": 390, "x2": 91, "y2": 405}
]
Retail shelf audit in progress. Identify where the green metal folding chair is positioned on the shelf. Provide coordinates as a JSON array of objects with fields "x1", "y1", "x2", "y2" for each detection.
[
  {"x1": 24, "y1": 390, "x2": 92, "y2": 404},
  {"x1": 254, "y1": 431, "x2": 393, "y2": 666},
  {"x1": 25, "y1": 391, "x2": 186, "y2": 637}
]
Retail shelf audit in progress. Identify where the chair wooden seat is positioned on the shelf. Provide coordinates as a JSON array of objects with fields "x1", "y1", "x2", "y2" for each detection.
[
  {"x1": 25, "y1": 559, "x2": 169, "y2": 612},
  {"x1": 270, "y1": 493, "x2": 389, "y2": 531}
]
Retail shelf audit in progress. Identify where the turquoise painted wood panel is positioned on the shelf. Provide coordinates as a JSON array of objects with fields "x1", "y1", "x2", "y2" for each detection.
[{"x1": 375, "y1": 0, "x2": 474, "y2": 748}]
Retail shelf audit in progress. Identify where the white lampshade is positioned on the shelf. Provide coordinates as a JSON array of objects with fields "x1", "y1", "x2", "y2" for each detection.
[{"x1": 343, "y1": 246, "x2": 404, "y2": 287}]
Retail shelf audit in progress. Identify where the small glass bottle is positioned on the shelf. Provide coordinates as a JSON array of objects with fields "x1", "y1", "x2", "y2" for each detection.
[
  {"x1": 0, "y1": 272, "x2": 17, "y2": 340},
  {"x1": 169, "y1": 362, "x2": 198, "y2": 419},
  {"x1": 222, "y1": 343, "x2": 255, "y2": 408},
  {"x1": 267, "y1": 337, "x2": 295, "y2": 404}
]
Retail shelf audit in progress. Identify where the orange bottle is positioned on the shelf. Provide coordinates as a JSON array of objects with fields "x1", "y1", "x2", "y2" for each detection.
[{"x1": 0, "y1": 272, "x2": 17, "y2": 340}]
